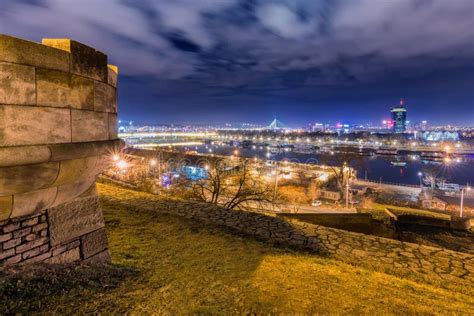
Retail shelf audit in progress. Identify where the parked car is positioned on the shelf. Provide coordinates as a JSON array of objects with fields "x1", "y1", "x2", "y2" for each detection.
[{"x1": 311, "y1": 200, "x2": 322, "y2": 207}]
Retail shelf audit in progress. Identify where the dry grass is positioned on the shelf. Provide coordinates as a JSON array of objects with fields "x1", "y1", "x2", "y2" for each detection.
[{"x1": 1, "y1": 184, "x2": 473, "y2": 314}]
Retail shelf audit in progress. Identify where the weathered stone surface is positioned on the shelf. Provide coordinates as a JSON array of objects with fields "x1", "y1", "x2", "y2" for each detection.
[
  {"x1": 48, "y1": 195, "x2": 105, "y2": 246},
  {"x1": 108, "y1": 113, "x2": 118, "y2": 139},
  {"x1": 71, "y1": 110, "x2": 108, "y2": 142},
  {"x1": 94, "y1": 81, "x2": 117, "y2": 112},
  {"x1": 11, "y1": 187, "x2": 57, "y2": 218},
  {"x1": 81, "y1": 228, "x2": 108, "y2": 258},
  {"x1": 0, "y1": 195, "x2": 13, "y2": 221},
  {"x1": 0, "y1": 248, "x2": 15, "y2": 260},
  {"x1": 0, "y1": 105, "x2": 71, "y2": 146},
  {"x1": 0, "y1": 162, "x2": 60, "y2": 195},
  {"x1": 48, "y1": 139, "x2": 122, "y2": 161},
  {"x1": 0, "y1": 62, "x2": 35, "y2": 105},
  {"x1": 0, "y1": 34, "x2": 69, "y2": 72},
  {"x1": 82, "y1": 249, "x2": 111, "y2": 264},
  {"x1": 107, "y1": 65, "x2": 118, "y2": 87},
  {"x1": 46, "y1": 247, "x2": 81, "y2": 264},
  {"x1": 51, "y1": 240, "x2": 80, "y2": 256},
  {"x1": 42, "y1": 39, "x2": 107, "y2": 82},
  {"x1": 53, "y1": 177, "x2": 96, "y2": 206},
  {"x1": 0, "y1": 145, "x2": 51, "y2": 167},
  {"x1": 15, "y1": 236, "x2": 48, "y2": 254},
  {"x1": 52, "y1": 156, "x2": 98, "y2": 187},
  {"x1": 36, "y1": 68, "x2": 94, "y2": 110}
]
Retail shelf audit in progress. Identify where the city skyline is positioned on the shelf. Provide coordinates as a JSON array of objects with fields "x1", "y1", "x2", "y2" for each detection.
[{"x1": 1, "y1": 0, "x2": 473, "y2": 125}]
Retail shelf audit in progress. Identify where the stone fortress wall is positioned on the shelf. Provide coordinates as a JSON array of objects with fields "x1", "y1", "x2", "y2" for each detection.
[{"x1": 0, "y1": 34, "x2": 122, "y2": 265}]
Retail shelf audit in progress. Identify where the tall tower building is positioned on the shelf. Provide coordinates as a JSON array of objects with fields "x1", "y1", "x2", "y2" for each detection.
[{"x1": 391, "y1": 98, "x2": 407, "y2": 133}]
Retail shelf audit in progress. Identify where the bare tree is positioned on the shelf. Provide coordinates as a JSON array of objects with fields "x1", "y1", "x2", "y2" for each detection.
[
  {"x1": 319, "y1": 152, "x2": 364, "y2": 200},
  {"x1": 191, "y1": 159, "x2": 275, "y2": 210}
]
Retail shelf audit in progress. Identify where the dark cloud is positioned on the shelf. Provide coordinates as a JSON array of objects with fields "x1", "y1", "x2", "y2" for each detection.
[
  {"x1": 1, "y1": 0, "x2": 473, "y2": 125},
  {"x1": 166, "y1": 34, "x2": 201, "y2": 53}
]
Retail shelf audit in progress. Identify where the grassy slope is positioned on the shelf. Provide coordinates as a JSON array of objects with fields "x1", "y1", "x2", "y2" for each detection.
[{"x1": 2, "y1": 185, "x2": 473, "y2": 314}]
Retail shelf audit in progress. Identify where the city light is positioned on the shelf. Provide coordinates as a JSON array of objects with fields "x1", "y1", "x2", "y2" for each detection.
[
  {"x1": 149, "y1": 159, "x2": 157, "y2": 166},
  {"x1": 116, "y1": 159, "x2": 128, "y2": 170}
]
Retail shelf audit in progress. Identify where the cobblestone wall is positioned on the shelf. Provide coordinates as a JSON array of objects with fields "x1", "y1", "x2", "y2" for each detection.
[
  {"x1": 0, "y1": 34, "x2": 120, "y2": 265},
  {"x1": 99, "y1": 183, "x2": 474, "y2": 290}
]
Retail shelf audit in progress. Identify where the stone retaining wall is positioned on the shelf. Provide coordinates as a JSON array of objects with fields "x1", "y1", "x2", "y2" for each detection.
[
  {"x1": 0, "y1": 186, "x2": 110, "y2": 265},
  {"x1": 99, "y1": 183, "x2": 474, "y2": 291},
  {"x1": 0, "y1": 34, "x2": 121, "y2": 265}
]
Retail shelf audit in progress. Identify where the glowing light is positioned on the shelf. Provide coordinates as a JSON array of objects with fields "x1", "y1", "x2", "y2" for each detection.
[
  {"x1": 444, "y1": 157, "x2": 452, "y2": 164},
  {"x1": 116, "y1": 159, "x2": 128, "y2": 169},
  {"x1": 233, "y1": 150, "x2": 239, "y2": 156},
  {"x1": 149, "y1": 159, "x2": 157, "y2": 166},
  {"x1": 112, "y1": 154, "x2": 120, "y2": 162},
  {"x1": 418, "y1": 172, "x2": 422, "y2": 176}
]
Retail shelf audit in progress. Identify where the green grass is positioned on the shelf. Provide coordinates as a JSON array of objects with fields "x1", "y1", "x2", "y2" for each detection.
[{"x1": 1, "y1": 184, "x2": 473, "y2": 314}]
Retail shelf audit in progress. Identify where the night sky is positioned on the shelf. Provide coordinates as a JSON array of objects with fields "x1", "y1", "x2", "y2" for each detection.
[{"x1": 1, "y1": 0, "x2": 473, "y2": 127}]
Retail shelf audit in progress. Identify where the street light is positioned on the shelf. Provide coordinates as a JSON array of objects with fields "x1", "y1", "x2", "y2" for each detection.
[
  {"x1": 460, "y1": 186, "x2": 471, "y2": 218},
  {"x1": 418, "y1": 172, "x2": 423, "y2": 188}
]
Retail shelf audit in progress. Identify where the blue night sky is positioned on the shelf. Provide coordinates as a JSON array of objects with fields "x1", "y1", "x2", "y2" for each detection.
[{"x1": 1, "y1": 0, "x2": 473, "y2": 127}]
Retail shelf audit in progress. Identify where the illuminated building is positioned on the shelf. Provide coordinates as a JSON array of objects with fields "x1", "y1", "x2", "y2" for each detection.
[{"x1": 391, "y1": 98, "x2": 407, "y2": 133}]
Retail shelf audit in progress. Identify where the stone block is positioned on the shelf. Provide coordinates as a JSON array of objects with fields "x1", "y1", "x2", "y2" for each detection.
[
  {"x1": 0, "y1": 145, "x2": 51, "y2": 168},
  {"x1": 22, "y1": 249, "x2": 51, "y2": 263},
  {"x1": 47, "y1": 247, "x2": 81, "y2": 264},
  {"x1": 0, "y1": 248, "x2": 15, "y2": 260},
  {"x1": 22, "y1": 217, "x2": 39, "y2": 227},
  {"x1": 42, "y1": 39, "x2": 107, "y2": 81},
  {"x1": 0, "y1": 62, "x2": 36, "y2": 105},
  {"x1": 2, "y1": 254, "x2": 21, "y2": 265},
  {"x1": 82, "y1": 249, "x2": 111, "y2": 264},
  {"x1": 108, "y1": 113, "x2": 118, "y2": 139},
  {"x1": 48, "y1": 195, "x2": 105, "y2": 246},
  {"x1": 94, "y1": 81, "x2": 117, "y2": 112},
  {"x1": 0, "y1": 34, "x2": 69, "y2": 72},
  {"x1": 11, "y1": 187, "x2": 57, "y2": 218},
  {"x1": 53, "y1": 177, "x2": 96, "y2": 206},
  {"x1": 0, "y1": 162, "x2": 60, "y2": 195},
  {"x1": 81, "y1": 228, "x2": 108, "y2": 258},
  {"x1": 2, "y1": 222, "x2": 20, "y2": 233},
  {"x1": 0, "y1": 232, "x2": 12, "y2": 242},
  {"x1": 22, "y1": 244, "x2": 49, "y2": 259},
  {"x1": 15, "y1": 236, "x2": 48, "y2": 253},
  {"x1": 12, "y1": 227, "x2": 31, "y2": 239},
  {"x1": 0, "y1": 105, "x2": 71, "y2": 146},
  {"x1": 3, "y1": 237, "x2": 21, "y2": 249},
  {"x1": 36, "y1": 68, "x2": 94, "y2": 110},
  {"x1": 48, "y1": 139, "x2": 122, "y2": 161},
  {"x1": 0, "y1": 196, "x2": 13, "y2": 221},
  {"x1": 71, "y1": 110, "x2": 109, "y2": 142},
  {"x1": 52, "y1": 157, "x2": 98, "y2": 187},
  {"x1": 107, "y1": 65, "x2": 118, "y2": 87},
  {"x1": 51, "y1": 240, "x2": 80, "y2": 256},
  {"x1": 32, "y1": 222, "x2": 48, "y2": 233}
]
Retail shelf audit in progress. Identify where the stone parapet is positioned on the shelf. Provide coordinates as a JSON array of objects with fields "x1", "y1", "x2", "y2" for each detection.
[{"x1": 0, "y1": 34, "x2": 120, "y2": 265}]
